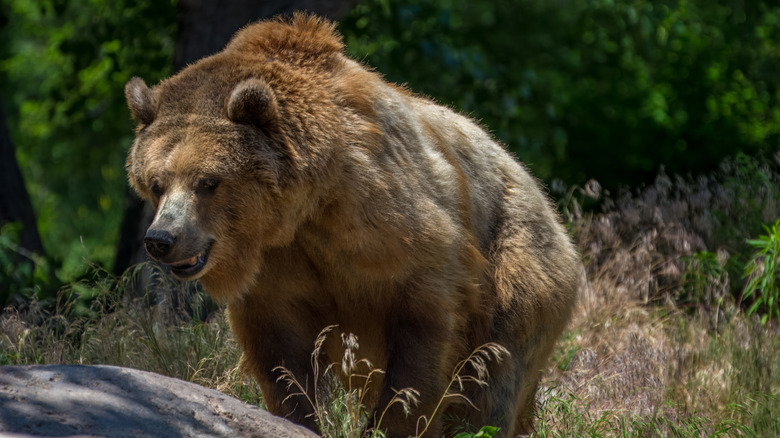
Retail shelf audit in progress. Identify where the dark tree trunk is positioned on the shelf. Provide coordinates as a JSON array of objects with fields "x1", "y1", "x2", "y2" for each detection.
[
  {"x1": 113, "y1": 191, "x2": 154, "y2": 275},
  {"x1": 0, "y1": 96, "x2": 45, "y2": 258}
]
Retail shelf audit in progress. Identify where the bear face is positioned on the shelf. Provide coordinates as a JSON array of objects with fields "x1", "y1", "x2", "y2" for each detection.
[
  {"x1": 124, "y1": 24, "x2": 370, "y2": 298},
  {"x1": 125, "y1": 14, "x2": 578, "y2": 438},
  {"x1": 126, "y1": 76, "x2": 296, "y2": 297}
]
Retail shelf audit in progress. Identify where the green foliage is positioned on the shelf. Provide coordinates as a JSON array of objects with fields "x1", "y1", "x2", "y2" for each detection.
[
  {"x1": 0, "y1": 222, "x2": 50, "y2": 303},
  {"x1": 696, "y1": 315, "x2": 780, "y2": 435},
  {"x1": 0, "y1": 0, "x2": 176, "y2": 281},
  {"x1": 339, "y1": 0, "x2": 780, "y2": 188},
  {"x1": 743, "y1": 218, "x2": 780, "y2": 324},
  {"x1": 550, "y1": 329, "x2": 581, "y2": 372},
  {"x1": 453, "y1": 425, "x2": 499, "y2": 438},
  {"x1": 532, "y1": 389, "x2": 757, "y2": 437}
]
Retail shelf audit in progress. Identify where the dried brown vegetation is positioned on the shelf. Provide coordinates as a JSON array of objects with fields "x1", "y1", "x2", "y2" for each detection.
[{"x1": 538, "y1": 153, "x2": 780, "y2": 436}]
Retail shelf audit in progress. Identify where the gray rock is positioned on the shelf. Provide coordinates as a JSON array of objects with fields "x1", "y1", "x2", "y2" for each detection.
[{"x1": 0, "y1": 365, "x2": 318, "y2": 438}]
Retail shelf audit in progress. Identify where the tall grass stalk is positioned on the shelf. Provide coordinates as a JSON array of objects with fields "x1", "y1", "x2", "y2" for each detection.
[
  {"x1": 414, "y1": 343, "x2": 508, "y2": 437},
  {"x1": 273, "y1": 326, "x2": 510, "y2": 438}
]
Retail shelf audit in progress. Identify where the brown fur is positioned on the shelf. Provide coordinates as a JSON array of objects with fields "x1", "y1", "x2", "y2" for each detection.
[{"x1": 125, "y1": 14, "x2": 578, "y2": 437}]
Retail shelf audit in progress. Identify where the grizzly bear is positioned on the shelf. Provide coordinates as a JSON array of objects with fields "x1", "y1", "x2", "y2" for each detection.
[{"x1": 124, "y1": 14, "x2": 577, "y2": 438}]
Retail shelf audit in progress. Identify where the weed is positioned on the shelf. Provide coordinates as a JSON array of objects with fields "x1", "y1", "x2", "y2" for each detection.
[
  {"x1": 414, "y1": 342, "x2": 508, "y2": 437},
  {"x1": 742, "y1": 218, "x2": 780, "y2": 324},
  {"x1": 681, "y1": 251, "x2": 727, "y2": 305},
  {"x1": 453, "y1": 425, "x2": 500, "y2": 438},
  {"x1": 274, "y1": 325, "x2": 387, "y2": 438}
]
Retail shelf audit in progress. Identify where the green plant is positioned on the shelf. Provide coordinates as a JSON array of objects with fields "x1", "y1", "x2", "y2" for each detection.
[
  {"x1": 414, "y1": 343, "x2": 508, "y2": 437},
  {"x1": 742, "y1": 218, "x2": 780, "y2": 324},
  {"x1": 274, "y1": 325, "x2": 385, "y2": 438},
  {"x1": 715, "y1": 153, "x2": 780, "y2": 265},
  {"x1": 531, "y1": 387, "x2": 756, "y2": 437},
  {"x1": 453, "y1": 425, "x2": 499, "y2": 438},
  {"x1": 550, "y1": 329, "x2": 582, "y2": 372},
  {"x1": 0, "y1": 222, "x2": 51, "y2": 303}
]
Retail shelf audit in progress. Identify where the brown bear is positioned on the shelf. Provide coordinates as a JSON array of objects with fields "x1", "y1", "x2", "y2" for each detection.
[{"x1": 124, "y1": 14, "x2": 577, "y2": 438}]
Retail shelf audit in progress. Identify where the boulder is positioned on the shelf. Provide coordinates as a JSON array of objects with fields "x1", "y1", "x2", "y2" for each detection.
[{"x1": 0, "y1": 365, "x2": 317, "y2": 438}]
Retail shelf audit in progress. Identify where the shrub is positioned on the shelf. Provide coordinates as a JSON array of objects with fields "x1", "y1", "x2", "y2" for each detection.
[{"x1": 742, "y1": 218, "x2": 780, "y2": 324}]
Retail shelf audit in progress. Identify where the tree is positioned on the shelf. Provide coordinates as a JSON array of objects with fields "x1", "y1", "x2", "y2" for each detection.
[
  {"x1": 0, "y1": 0, "x2": 177, "y2": 285},
  {"x1": 0, "y1": 93, "x2": 49, "y2": 303},
  {"x1": 0, "y1": 0, "x2": 357, "y2": 302},
  {"x1": 0, "y1": 95, "x2": 43, "y2": 257},
  {"x1": 339, "y1": 0, "x2": 780, "y2": 190},
  {"x1": 175, "y1": 0, "x2": 357, "y2": 72}
]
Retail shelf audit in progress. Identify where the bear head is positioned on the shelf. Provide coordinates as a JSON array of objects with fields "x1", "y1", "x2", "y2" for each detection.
[{"x1": 124, "y1": 15, "x2": 377, "y2": 299}]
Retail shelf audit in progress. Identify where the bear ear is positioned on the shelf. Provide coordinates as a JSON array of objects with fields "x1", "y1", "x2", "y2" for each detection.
[
  {"x1": 125, "y1": 77, "x2": 157, "y2": 125},
  {"x1": 226, "y1": 78, "x2": 279, "y2": 130}
]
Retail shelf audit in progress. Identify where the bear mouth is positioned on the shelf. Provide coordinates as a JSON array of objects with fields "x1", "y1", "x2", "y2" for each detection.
[{"x1": 168, "y1": 241, "x2": 214, "y2": 278}]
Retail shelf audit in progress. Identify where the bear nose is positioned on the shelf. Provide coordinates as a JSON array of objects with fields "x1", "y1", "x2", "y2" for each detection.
[{"x1": 144, "y1": 229, "x2": 177, "y2": 260}]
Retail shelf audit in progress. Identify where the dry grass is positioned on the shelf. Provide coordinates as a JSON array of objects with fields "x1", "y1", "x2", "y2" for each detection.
[
  {"x1": 0, "y1": 263, "x2": 263, "y2": 407},
  {"x1": 536, "y1": 154, "x2": 780, "y2": 436},
  {"x1": 272, "y1": 324, "x2": 510, "y2": 437}
]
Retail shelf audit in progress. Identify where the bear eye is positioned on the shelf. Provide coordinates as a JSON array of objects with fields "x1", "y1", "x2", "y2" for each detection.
[
  {"x1": 198, "y1": 177, "x2": 220, "y2": 193},
  {"x1": 150, "y1": 180, "x2": 165, "y2": 198}
]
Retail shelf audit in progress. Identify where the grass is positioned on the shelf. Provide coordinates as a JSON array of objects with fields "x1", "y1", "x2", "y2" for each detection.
[
  {"x1": 535, "y1": 288, "x2": 780, "y2": 437},
  {"x1": 536, "y1": 153, "x2": 780, "y2": 437},
  {"x1": 2, "y1": 155, "x2": 780, "y2": 437},
  {"x1": 0, "y1": 263, "x2": 264, "y2": 407}
]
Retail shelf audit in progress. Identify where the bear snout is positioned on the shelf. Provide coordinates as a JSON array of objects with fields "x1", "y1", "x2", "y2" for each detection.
[{"x1": 144, "y1": 228, "x2": 177, "y2": 260}]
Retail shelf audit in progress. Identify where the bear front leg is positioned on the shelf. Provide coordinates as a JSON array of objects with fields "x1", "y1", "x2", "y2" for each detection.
[
  {"x1": 227, "y1": 304, "x2": 322, "y2": 433},
  {"x1": 374, "y1": 306, "x2": 456, "y2": 438},
  {"x1": 255, "y1": 334, "x2": 321, "y2": 432}
]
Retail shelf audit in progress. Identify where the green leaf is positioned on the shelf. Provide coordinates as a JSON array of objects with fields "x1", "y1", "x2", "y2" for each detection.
[
  {"x1": 747, "y1": 239, "x2": 769, "y2": 249},
  {"x1": 475, "y1": 426, "x2": 500, "y2": 437},
  {"x1": 453, "y1": 425, "x2": 500, "y2": 438}
]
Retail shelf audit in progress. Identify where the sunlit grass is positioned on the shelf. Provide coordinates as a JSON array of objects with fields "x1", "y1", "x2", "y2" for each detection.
[
  {"x1": 535, "y1": 309, "x2": 780, "y2": 437},
  {"x1": 0, "y1": 263, "x2": 263, "y2": 406}
]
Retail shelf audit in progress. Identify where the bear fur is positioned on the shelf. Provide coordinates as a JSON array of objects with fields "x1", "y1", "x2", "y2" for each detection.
[{"x1": 124, "y1": 14, "x2": 578, "y2": 438}]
